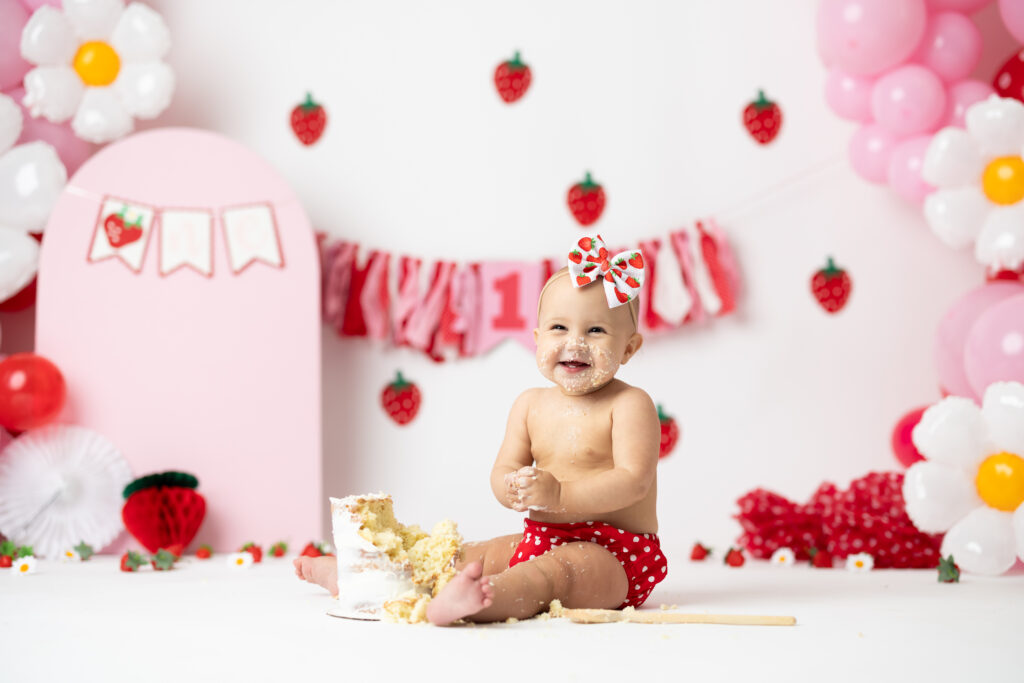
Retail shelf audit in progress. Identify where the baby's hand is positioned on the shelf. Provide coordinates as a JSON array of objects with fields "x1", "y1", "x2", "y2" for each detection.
[
  {"x1": 503, "y1": 471, "x2": 524, "y2": 510},
  {"x1": 514, "y1": 467, "x2": 562, "y2": 512}
]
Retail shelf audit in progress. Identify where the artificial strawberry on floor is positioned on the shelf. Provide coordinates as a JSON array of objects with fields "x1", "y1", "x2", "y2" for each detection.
[
  {"x1": 809, "y1": 547, "x2": 833, "y2": 568},
  {"x1": 742, "y1": 90, "x2": 783, "y2": 144},
  {"x1": 690, "y1": 542, "x2": 711, "y2": 561},
  {"x1": 240, "y1": 542, "x2": 263, "y2": 563},
  {"x1": 269, "y1": 542, "x2": 288, "y2": 558},
  {"x1": 494, "y1": 51, "x2": 532, "y2": 103},
  {"x1": 196, "y1": 545, "x2": 212, "y2": 559},
  {"x1": 724, "y1": 547, "x2": 745, "y2": 567},
  {"x1": 151, "y1": 549, "x2": 177, "y2": 571},
  {"x1": 0, "y1": 540, "x2": 14, "y2": 568},
  {"x1": 567, "y1": 172, "x2": 606, "y2": 226},
  {"x1": 120, "y1": 551, "x2": 146, "y2": 572},
  {"x1": 300, "y1": 542, "x2": 325, "y2": 557},
  {"x1": 290, "y1": 92, "x2": 327, "y2": 145},
  {"x1": 121, "y1": 472, "x2": 206, "y2": 554},
  {"x1": 810, "y1": 257, "x2": 852, "y2": 314},
  {"x1": 381, "y1": 371, "x2": 421, "y2": 425},
  {"x1": 657, "y1": 404, "x2": 680, "y2": 458}
]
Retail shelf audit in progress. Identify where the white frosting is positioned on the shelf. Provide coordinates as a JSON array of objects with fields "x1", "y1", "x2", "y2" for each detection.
[{"x1": 328, "y1": 494, "x2": 416, "y2": 620}]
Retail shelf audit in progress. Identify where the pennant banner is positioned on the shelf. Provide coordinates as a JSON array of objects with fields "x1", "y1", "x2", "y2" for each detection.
[
  {"x1": 223, "y1": 205, "x2": 284, "y2": 274},
  {"x1": 88, "y1": 198, "x2": 158, "y2": 272},
  {"x1": 160, "y1": 209, "x2": 213, "y2": 277},
  {"x1": 319, "y1": 219, "x2": 740, "y2": 362},
  {"x1": 85, "y1": 196, "x2": 285, "y2": 277}
]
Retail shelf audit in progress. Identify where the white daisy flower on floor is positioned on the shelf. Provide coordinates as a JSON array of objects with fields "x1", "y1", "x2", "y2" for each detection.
[
  {"x1": 61, "y1": 548, "x2": 81, "y2": 562},
  {"x1": 922, "y1": 96, "x2": 1024, "y2": 273},
  {"x1": 903, "y1": 381, "x2": 1024, "y2": 575},
  {"x1": 13, "y1": 555, "x2": 37, "y2": 575},
  {"x1": 227, "y1": 551, "x2": 254, "y2": 568},
  {"x1": 846, "y1": 553, "x2": 874, "y2": 572},
  {"x1": 19, "y1": 0, "x2": 174, "y2": 143},
  {"x1": 769, "y1": 547, "x2": 795, "y2": 567}
]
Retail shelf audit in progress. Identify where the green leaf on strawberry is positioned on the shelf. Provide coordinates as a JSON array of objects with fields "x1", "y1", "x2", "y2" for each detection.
[
  {"x1": 73, "y1": 541, "x2": 95, "y2": 561},
  {"x1": 938, "y1": 555, "x2": 960, "y2": 583},
  {"x1": 151, "y1": 549, "x2": 177, "y2": 571},
  {"x1": 15, "y1": 545, "x2": 33, "y2": 559},
  {"x1": 0, "y1": 540, "x2": 15, "y2": 557}
]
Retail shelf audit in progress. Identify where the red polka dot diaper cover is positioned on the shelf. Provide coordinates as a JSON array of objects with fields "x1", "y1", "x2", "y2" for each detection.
[{"x1": 508, "y1": 518, "x2": 668, "y2": 609}]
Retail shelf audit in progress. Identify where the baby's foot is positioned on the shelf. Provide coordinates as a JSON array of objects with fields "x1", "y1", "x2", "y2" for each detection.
[
  {"x1": 426, "y1": 561, "x2": 494, "y2": 626},
  {"x1": 293, "y1": 556, "x2": 338, "y2": 596}
]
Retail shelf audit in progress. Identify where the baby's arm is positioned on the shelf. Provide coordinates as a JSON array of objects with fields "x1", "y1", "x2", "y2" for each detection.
[
  {"x1": 553, "y1": 387, "x2": 660, "y2": 515},
  {"x1": 489, "y1": 390, "x2": 535, "y2": 511}
]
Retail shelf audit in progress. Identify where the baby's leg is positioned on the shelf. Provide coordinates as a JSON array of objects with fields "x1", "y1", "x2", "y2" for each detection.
[
  {"x1": 455, "y1": 534, "x2": 523, "y2": 575},
  {"x1": 428, "y1": 542, "x2": 627, "y2": 625},
  {"x1": 293, "y1": 556, "x2": 338, "y2": 595}
]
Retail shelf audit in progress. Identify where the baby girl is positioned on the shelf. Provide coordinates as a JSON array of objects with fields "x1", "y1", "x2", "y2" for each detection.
[{"x1": 297, "y1": 235, "x2": 665, "y2": 624}]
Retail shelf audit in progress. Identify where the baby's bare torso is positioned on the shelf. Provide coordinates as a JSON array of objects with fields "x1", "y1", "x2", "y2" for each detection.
[{"x1": 525, "y1": 380, "x2": 658, "y2": 534}]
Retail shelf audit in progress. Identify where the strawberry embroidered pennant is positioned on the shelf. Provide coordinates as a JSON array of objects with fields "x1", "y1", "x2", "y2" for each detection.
[
  {"x1": 159, "y1": 209, "x2": 213, "y2": 277},
  {"x1": 222, "y1": 205, "x2": 284, "y2": 273},
  {"x1": 88, "y1": 198, "x2": 157, "y2": 272}
]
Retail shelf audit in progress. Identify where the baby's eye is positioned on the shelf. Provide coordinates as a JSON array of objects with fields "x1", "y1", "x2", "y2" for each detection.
[
  {"x1": 550, "y1": 324, "x2": 567, "y2": 331},
  {"x1": 588, "y1": 326, "x2": 606, "y2": 334}
]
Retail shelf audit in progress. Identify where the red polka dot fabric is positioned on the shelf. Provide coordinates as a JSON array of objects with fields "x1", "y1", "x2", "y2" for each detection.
[{"x1": 508, "y1": 519, "x2": 668, "y2": 609}]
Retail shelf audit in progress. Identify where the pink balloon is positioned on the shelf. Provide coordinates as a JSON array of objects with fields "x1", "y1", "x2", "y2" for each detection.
[
  {"x1": 825, "y1": 69, "x2": 876, "y2": 122},
  {"x1": 936, "y1": 282, "x2": 1024, "y2": 400},
  {"x1": 999, "y1": 0, "x2": 1024, "y2": 44},
  {"x1": 817, "y1": 0, "x2": 928, "y2": 76},
  {"x1": 872, "y1": 65, "x2": 947, "y2": 136},
  {"x1": 926, "y1": 0, "x2": 993, "y2": 11},
  {"x1": 943, "y1": 79, "x2": 996, "y2": 127},
  {"x1": 964, "y1": 292, "x2": 1024, "y2": 396},
  {"x1": 887, "y1": 135, "x2": 936, "y2": 203},
  {"x1": 849, "y1": 123, "x2": 899, "y2": 183},
  {"x1": 911, "y1": 12, "x2": 983, "y2": 83},
  {"x1": 0, "y1": 0, "x2": 31, "y2": 91},
  {"x1": 8, "y1": 87, "x2": 97, "y2": 175}
]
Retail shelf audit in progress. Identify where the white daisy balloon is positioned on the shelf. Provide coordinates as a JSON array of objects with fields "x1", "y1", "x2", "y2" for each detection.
[
  {"x1": 13, "y1": 555, "x2": 38, "y2": 575},
  {"x1": 903, "y1": 381, "x2": 1024, "y2": 575},
  {"x1": 922, "y1": 96, "x2": 1024, "y2": 273},
  {"x1": 845, "y1": 553, "x2": 874, "y2": 572},
  {"x1": 19, "y1": 0, "x2": 174, "y2": 144}
]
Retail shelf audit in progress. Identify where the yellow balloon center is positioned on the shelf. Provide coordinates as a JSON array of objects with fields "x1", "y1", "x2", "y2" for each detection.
[
  {"x1": 982, "y1": 156, "x2": 1024, "y2": 205},
  {"x1": 975, "y1": 452, "x2": 1024, "y2": 511},
  {"x1": 19, "y1": 564, "x2": 29, "y2": 573},
  {"x1": 72, "y1": 41, "x2": 120, "y2": 86}
]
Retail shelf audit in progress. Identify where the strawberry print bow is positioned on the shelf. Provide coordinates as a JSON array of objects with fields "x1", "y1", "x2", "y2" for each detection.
[{"x1": 567, "y1": 235, "x2": 645, "y2": 308}]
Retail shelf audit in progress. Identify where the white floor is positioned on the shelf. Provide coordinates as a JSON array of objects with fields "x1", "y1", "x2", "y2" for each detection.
[{"x1": 2, "y1": 555, "x2": 1020, "y2": 682}]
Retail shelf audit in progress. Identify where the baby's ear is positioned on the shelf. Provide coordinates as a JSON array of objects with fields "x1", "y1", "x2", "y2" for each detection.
[
  {"x1": 533, "y1": 328, "x2": 539, "y2": 345},
  {"x1": 620, "y1": 333, "x2": 643, "y2": 364}
]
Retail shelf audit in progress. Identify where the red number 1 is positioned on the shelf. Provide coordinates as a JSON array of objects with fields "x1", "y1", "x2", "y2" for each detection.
[{"x1": 492, "y1": 272, "x2": 525, "y2": 329}]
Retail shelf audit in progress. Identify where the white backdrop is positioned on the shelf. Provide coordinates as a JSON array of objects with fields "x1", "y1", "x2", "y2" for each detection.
[{"x1": 2, "y1": 1, "x2": 1017, "y2": 553}]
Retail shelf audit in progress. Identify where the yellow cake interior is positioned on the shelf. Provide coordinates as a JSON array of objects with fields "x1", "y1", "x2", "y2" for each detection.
[{"x1": 346, "y1": 495, "x2": 462, "y2": 623}]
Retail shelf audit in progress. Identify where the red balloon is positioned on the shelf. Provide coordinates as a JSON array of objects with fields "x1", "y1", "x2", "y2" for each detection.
[
  {"x1": 892, "y1": 406, "x2": 928, "y2": 468},
  {"x1": 994, "y1": 47, "x2": 1024, "y2": 103},
  {"x1": 0, "y1": 353, "x2": 67, "y2": 431},
  {"x1": 0, "y1": 277, "x2": 38, "y2": 312}
]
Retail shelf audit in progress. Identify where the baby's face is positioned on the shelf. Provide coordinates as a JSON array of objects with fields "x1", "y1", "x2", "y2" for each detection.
[{"x1": 534, "y1": 275, "x2": 642, "y2": 396}]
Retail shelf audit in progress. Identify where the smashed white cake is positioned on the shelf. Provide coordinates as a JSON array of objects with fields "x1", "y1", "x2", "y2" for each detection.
[{"x1": 329, "y1": 493, "x2": 461, "y2": 623}]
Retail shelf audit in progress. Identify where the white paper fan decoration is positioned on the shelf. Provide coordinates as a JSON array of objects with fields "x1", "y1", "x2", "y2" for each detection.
[{"x1": 0, "y1": 425, "x2": 132, "y2": 558}]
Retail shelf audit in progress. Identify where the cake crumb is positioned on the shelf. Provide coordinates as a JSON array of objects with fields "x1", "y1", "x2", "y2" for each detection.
[
  {"x1": 505, "y1": 617, "x2": 519, "y2": 624},
  {"x1": 659, "y1": 604, "x2": 679, "y2": 611},
  {"x1": 547, "y1": 599, "x2": 565, "y2": 617}
]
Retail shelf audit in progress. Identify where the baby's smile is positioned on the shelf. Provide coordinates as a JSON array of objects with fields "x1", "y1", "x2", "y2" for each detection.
[{"x1": 558, "y1": 359, "x2": 591, "y2": 373}]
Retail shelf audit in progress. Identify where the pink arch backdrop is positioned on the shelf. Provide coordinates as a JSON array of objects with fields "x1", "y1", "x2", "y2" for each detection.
[{"x1": 35, "y1": 128, "x2": 322, "y2": 552}]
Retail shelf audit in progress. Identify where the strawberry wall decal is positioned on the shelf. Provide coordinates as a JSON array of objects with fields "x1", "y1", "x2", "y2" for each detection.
[
  {"x1": 810, "y1": 256, "x2": 852, "y2": 314},
  {"x1": 494, "y1": 51, "x2": 532, "y2": 104},
  {"x1": 290, "y1": 92, "x2": 327, "y2": 146},
  {"x1": 742, "y1": 89, "x2": 783, "y2": 145},
  {"x1": 567, "y1": 172, "x2": 606, "y2": 226},
  {"x1": 381, "y1": 371, "x2": 421, "y2": 426},
  {"x1": 657, "y1": 404, "x2": 679, "y2": 459}
]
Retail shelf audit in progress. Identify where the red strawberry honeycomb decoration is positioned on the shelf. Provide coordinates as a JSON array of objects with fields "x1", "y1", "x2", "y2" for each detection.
[
  {"x1": 735, "y1": 471, "x2": 942, "y2": 569},
  {"x1": 122, "y1": 471, "x2": 206, "y2": 554},
  {"x1": 381, "y1": 371, "x2": 421, "y2": 425}
]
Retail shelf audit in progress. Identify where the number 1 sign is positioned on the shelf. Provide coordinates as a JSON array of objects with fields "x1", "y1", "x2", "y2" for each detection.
[{"x1": 475, "y1": 261, "x2": 542, "y2": 355}]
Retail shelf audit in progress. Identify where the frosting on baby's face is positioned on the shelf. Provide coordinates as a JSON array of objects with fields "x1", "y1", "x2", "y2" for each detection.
[{"x1": 534, "y1": 274, "x2": 643, "y2": 396}]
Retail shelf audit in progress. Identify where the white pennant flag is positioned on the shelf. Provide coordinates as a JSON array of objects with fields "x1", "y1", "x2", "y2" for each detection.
[
  {"x1": 88, "y1": 198, "x2": 157, "y2": 272},
  {"x1": 222, "y1": 205, "x2": 283, "y2": 273},
  {"x1": 160, "y1": 209, "x2": 213, "y2": 276},
  {"x1": 651, "y1": 235, "x2": 692, "y2": 325}
]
